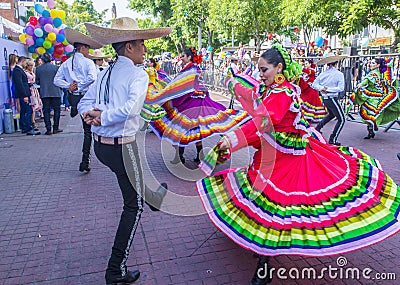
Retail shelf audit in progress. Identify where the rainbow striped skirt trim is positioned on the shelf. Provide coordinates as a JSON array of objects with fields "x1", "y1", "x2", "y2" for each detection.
[{"x1": 196, "y1": 146, "x2": 400, "y2": 256}]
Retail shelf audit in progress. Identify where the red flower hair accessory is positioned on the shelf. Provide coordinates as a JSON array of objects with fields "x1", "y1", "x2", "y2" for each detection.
[{"x1": 189, "y1": 46, "x2": 203, "y2": 64}]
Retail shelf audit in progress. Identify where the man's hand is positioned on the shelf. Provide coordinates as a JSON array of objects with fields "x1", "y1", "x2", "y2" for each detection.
[
  {"x1": 321, "y1": 86, "x2": 328, "y2": 94},
  {"x1": 68, "y1": 81, "x2": 78, "y2": 92},
  {"x1": 83, "y1": 109, "x2": 102, "y2": 126},
  {"x1": 23, "y1": 97, "x2": 29, "y2": 104}
]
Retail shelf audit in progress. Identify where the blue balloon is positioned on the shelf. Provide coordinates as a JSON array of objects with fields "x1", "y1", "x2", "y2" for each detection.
[
  {"x1": 35, "y1": 38, "x2": 44, "y2": 46},
  {"x1": 42, "y1": 10, "x2": 50, "y2": 18},
  {"x1": 53, "y1": 18, "x2": 62, "y2": 28},
  {"x1": 46, "y1": 46, "x2": 54, "y2": 54},
  {"x1": 315, "y1": 36, "x2": 324, "y2": 47},
  {"x1": 34, "y1": 4, "x2": 44, "y2": 14},
  {"x1": 56, "y1": 34, "x2": 65, "y2": 43},
  {"x1": 28, "y1": 46, "x2": 36, "y2": 53}
]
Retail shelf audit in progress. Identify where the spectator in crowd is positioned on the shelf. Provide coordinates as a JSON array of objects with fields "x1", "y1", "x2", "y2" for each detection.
[
  {"x1": 12, "y1": 56, "x2": 40, "y2": 135},
  {"x1": 24, "y1": 59, "x2": 42, "y2": 131},
  {"x1": 36, "y1": 53, "x2": 63, "y2": 135},
  {"x1": 9, "y1": 54, "x2": 19, "y2": 112}
]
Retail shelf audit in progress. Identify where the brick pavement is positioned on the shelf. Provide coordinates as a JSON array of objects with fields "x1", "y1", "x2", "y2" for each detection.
[{"x1": 0, "y1": 103, "x2": 399, "y2": 285}]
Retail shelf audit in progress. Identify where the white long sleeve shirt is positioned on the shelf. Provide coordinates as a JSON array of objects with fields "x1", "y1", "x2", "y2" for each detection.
[
  {"x1": 312, "y1": 67, "x2": 345, "y2": 98},
  {"x1": 53, "y1": 52, "x2": 97, "y2": 92},
  {"x1": 77, "y1": 56, "x2": 148, "y2": 138}
]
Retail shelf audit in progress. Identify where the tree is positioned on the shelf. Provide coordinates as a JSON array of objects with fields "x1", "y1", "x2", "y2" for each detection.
[
  {"x1": 55, "y1": 0, "x2": 108, "y2": 32},
  {"x1": 128, "y1": 0, "x2": 172, "y2": 25}
]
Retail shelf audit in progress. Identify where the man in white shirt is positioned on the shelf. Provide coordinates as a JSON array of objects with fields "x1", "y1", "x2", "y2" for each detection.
[
  {"x1": 312, "y1": 55, "x2": 346, "y2": 145},
  {"x1": 54, "y1": 29, "x2": 102, "y2": 172},
  {"x1": 80, "y1": 17, "x2": 172, "y2": 285}
]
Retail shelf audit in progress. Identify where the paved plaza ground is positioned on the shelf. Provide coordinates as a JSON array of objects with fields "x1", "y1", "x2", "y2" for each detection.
[{"x1": 1, "y1": 94, "x2": 400, "y2": 285}]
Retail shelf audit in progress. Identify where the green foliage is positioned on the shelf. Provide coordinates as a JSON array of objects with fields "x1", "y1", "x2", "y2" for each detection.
[{"x1": 55, "y1": 0, "x2": 108, "y2": 33}]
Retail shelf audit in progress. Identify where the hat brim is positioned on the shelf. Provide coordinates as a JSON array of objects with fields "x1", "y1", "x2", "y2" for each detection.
[
  {"x1": 88, "y1": 54, "x2": 111, "y2": 59},
  {"x1": 85, "y1": 23, "x2": 172, "y2": 45},
  {"x1": 64, "y1": 28, "x2": 103, "y2": 49},
  {"x1": 317, "y1": 55, "x2": 348, "y2": 65}
]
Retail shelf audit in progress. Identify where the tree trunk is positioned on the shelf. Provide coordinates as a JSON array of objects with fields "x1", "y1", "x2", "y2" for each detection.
[{"x1": 254, "y1": 14, "x2": 261, "y2": 53}]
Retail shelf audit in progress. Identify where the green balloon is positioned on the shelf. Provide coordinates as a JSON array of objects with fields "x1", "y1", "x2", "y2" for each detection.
[
  {"x1": 62, "y1": 39, "x2": 69, "y2": 45},
  {"x1": 43, "y1": 40, "x2": 52, "y2": 49}
]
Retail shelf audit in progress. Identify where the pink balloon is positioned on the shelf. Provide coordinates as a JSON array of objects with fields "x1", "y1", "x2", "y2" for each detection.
[
  {"x1": 53, "y1": 28, "x2": 59, "y2": 35},
  {"x1": 26, "y1": 37, "x2": 34, "y2": 46},
  {"x1": 44, "y1": 23, "x2": 53, "y2": 33},
  {"x1": 47, "y1": 0, "x2": 56, "y2": 9},
  {"x1": 65, "y1": 44, "x2": 74, "y2": 53}
]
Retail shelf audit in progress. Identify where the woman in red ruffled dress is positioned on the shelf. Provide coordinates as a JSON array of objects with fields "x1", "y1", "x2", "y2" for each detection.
[
  {"x1": 196, "y1": 44, "x2": 400, "y2": 285},
  {"x1": 298, "y1": 59, "x2": 326, "y2": 123}
]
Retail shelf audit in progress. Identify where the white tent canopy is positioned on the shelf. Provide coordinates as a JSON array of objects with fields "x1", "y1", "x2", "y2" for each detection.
[{"x1": 0, "y1": 16, "x2": 24, "y2": 38}]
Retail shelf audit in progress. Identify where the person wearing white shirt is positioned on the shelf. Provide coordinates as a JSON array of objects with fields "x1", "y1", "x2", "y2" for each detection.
[
  {"x1": 53, "y1": 28, "x2": 101, "y2": 172},
  {"x1": 80, "y1": 17, "x2": 171, "y2": 285},
  {"x1": 312, "y1": 56, "x2": 346, "y2": 145}
]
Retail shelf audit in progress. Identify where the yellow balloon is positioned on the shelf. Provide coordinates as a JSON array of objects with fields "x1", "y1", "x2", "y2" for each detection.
[
  {"x1": 58, "y1": 10, "x2": 66, "y2": 20},
  {"x1": 37, "y1": 47, "x2": 46, "y2": 55},
  {"x1": 32, "y1": 53, "x2": 38, "y2": 59},
  {"x1": 19, "y1": 34, "x2": 26, "y2": 43},
  {"x1": 50, "y1": 9, "x2": 58, "y2": 19},
  {"x1": 48, "y1": 32, "x2": 56, "y2": 41}
]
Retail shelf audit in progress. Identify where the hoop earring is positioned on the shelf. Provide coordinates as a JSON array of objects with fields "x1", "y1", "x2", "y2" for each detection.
[{"x1": 274, "y1": 73, "x2": 285, "y2": 84}]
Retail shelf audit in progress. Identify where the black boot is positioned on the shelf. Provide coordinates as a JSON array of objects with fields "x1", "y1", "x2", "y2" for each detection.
[
  {"x1": 194, "y1": 144, "x2": 203, "y2": 163},
  {"x1": 79, "y1": 154, "x2": 91, "y2": 172},
  {"x1": 145, "y1": 183, "x2": 168, "y2": 211},
  {"x1": 364, "y1": 125, "x2": 375, "y2": 139},
  {"x1": 170, "y1": 147, "x2": 185, "y2": 164},
  {"x1": 250, "y1": 256, "x2": 272, "y2": 285}
]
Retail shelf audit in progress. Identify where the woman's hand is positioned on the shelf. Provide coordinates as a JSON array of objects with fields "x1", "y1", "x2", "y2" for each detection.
[
  {"x1": 218, "y1": 136, "x2": 230, "y2": 150},
  {"x1": 216, "y1": 137, "x2": 231, "y2": 165}
]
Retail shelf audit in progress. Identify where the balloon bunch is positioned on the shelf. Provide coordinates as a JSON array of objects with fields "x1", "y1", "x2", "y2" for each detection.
[{"x1": 18, "y1": 0, "x2": 74, "y2": 62}]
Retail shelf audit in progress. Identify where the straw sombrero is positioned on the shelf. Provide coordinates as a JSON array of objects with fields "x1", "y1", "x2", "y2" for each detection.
[
  {"x1": 64, "y1": 28, "x2": 102, "y2": 49},
  {"x1": 85, "y1": 17, "x2": 172, "y2": 45},
  {"x1": 317, "y1": 55, "x2": 348, "y2": 65},
  {"x1": 88, "y1": 49, "x2": 111, "y2": 59}
]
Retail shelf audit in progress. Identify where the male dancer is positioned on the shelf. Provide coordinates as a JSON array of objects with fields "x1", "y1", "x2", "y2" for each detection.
[
  {"x1": 80, "y1": 17, "x2": 171, "y2": 284},
  {"x1": 54, "y1": 29, "x2": 102, "y2": 172}
]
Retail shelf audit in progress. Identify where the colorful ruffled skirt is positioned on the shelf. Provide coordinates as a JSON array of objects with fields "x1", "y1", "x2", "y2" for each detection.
[
  {"x1": 301, "y1": 88, "x2": 327, "y2": 123},
  {"x1": 150, "y1": 93, "x2": 249, "y2": 146},
  {"x1": 196, "y1": 136, "x2": 400, "y2": 256}
]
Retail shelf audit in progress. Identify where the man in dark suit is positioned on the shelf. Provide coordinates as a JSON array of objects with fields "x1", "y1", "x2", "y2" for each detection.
[
  {"x1": 11, "y1": 56, "x2": 40, "y2": 135},
  {"x1": 36, "y1": 54, "x2": 63, "y2": 135}
]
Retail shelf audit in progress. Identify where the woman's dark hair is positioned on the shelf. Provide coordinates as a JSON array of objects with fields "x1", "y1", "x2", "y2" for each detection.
[
  {"x1": 183, "y1": 47, "x2": 195, "y2": 62},
  {"x1": 372, "y1": 57, "x2": 388, "y2": 74},
  {"x1": 147, "y1": 58, "x2": 156, "y2": 67},
  {"x1": 260, "y1": 48, "x2": 286, "y2": 70}
]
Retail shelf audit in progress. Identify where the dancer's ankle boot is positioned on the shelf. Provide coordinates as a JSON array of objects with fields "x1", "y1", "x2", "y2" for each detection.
[
  {"x1": 250, "y1": 256, "x2": 272, "y2": 285},
  {"x1": 364, "y1": 125, "x2": 375, "y2": 139},
  {"x1": 194, "y1": 144, "x2": 203, "y2": 163},
  {"x1": 144, "y1": 183, "x2": 168, "y2": 211},
  {"x1": 170, "y1": 147, "x2": 185, "y2": 164}
]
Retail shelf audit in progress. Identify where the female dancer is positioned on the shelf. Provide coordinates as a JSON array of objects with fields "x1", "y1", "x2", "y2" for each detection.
[
  {"x1": 297, "y1": 59, "x2": 326, "y2": 123},
  {"x1": 146, "y1": 47, "x2": 248, "y2": 164},
  {"x1": 196, "y1": 44, "x2": 400, "y2": 285},
  {"x1": 350, "y1": 57, "x2": 400, "y2": 139},
  {"x1": 24, "y1": 59, "x2": 43, "y2": 131}
]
